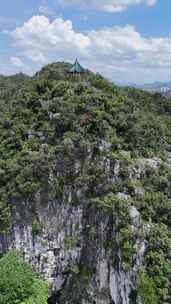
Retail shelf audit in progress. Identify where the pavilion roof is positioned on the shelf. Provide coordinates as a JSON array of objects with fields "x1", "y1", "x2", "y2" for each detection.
[{"x1": 69, "y1": 59, "x2": 85, "y2": 74}]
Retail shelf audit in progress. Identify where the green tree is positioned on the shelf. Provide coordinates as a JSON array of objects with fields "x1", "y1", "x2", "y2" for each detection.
[
  {"x1": 0, "y1": 252, "x2": 48, "y2": 304},
  {"x1": 138, "y1": 269, "x2": 157, "y2": 304},
  {"x1": 21, "y1": 279, "x2": 48, "y2": 304}
]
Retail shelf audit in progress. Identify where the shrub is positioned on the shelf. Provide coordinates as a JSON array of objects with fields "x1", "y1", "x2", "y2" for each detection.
[
  {"x1": 138, "y1": 269, "x2": 157, "y2": 304},
  {"x1": 21, "y1": 278, "x2": 48, "y2": 304},
  {"x1": 32, "y1": 219, "x2": 42, "y2": 236},
  {"x1": 0, "y1": 251, "x2": 48, "y2": 304}
]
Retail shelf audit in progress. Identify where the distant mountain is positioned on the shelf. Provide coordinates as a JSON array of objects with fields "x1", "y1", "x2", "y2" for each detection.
[
  {"x1": 0, "y1": 73, "x2": 31, "y2": 102},
  {"x1": 129, "y1": 81, "x2": 171, "y2": 97}
]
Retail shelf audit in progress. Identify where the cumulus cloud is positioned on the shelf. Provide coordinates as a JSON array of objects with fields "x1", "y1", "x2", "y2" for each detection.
[
  {"x1": 11, "y1": 16, "x2": 90, "y2": 64},
  {"x1": 9, "y1": 15, "x2": 171, "y2": 82},
  {"x1": 58, "y1": 0, "x2": 157, "y2": 12}
]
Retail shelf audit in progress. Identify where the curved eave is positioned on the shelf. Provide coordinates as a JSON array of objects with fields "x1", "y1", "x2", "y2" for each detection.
[{"x1": 68, "y1": 70, "x2": 85, "y2": 74}]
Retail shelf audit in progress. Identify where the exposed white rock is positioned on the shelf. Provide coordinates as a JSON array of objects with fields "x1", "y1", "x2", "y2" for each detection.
[
  {"x1": 110, "y1": 267, "x2": 133, "y2": 304},
  {"x1": 117, "y1": 192, "x2": 131, "y2": 200},
  {"x1": 99, "y1": 140, "x2": 111, "y2": 152},
  {"x1": 5, "y1": 203, "x2": 83, "y2": 292},
  {"x1": 114, "y1": 160, "x2": 120, "y2": 176},
  {"x1": 98, "y1": 259, "x2": 109, "y2": 290},
  {"x1": 138, "y1": 157, "x2": 161, "y2": 170},
  {"x1": 0, "y1": 196, "x2": 145, "y2": 303},
  {"x1": 133, "y1": 187, "x2": 145, "y2": 199},
  {"x1": 130, "y1": 206, "x2": 140, "y2": 227}
]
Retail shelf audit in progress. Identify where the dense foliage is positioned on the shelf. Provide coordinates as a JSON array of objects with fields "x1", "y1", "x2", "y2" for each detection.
[
  {"x1": 0, "y1": 63, "x2": 171, "y2": 303},
  {"x1": 0, "y1": 252, "x2": 48, "y2": 304}
]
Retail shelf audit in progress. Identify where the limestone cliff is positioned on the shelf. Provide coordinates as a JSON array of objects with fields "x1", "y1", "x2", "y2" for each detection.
[
  {"x1": 0, "y1": 149, "x2": 146, "y2": 304},
  {"x1": 0, "y1": 64, "x2": 171, "y2": 303}
]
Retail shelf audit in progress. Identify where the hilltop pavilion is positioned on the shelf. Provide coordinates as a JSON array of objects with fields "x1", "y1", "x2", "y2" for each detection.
[{"x1": 68, "y1": 59, "x2": 85, "y2": 78}]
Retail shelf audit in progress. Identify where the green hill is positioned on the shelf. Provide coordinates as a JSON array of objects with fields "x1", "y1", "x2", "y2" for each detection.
[{"x1": 0, "y1": 62, "x2": 171, "y2": 304}]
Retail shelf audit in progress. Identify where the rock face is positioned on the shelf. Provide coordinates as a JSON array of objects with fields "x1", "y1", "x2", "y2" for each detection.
[
  {"x1": 0, "y1": 149, "x2": 147, "y2": 304},
  {"x1": 0, "y1": 200, "x2": 144, "y2": 304}
]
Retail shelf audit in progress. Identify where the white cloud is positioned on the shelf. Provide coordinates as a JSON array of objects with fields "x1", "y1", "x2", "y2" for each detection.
[
  {"x1": 58, "y1": 0, "x2": 157, "y2": 12},
  {"x1": 11, "y1": 16, "x2": 90, "y2": 64},
  {"x1": 39, "y1": 5, "x2": 52, "y2": 16},
  {"x1": 9, "y1": 56, "x2": 32, "y2": 74},
  {"x1": 9, "y1": 15, "x2": 171, "y2": 82},
  {"x1": 39, "y1": 0, "x2": 54, "y2": 16},
  {"x1": 10, "y1": 56, "x2": 26, "y2": 68}
]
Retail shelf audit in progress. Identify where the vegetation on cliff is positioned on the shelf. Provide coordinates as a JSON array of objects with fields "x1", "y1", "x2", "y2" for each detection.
[
  {"x1": 0, "y1": 62, "x2": 171, "y2": 303},
  {"x1": 0, "y1": 251, "x2": 48, "y2": 304}
]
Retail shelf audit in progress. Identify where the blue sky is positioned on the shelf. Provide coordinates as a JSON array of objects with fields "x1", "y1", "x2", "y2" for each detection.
[{"x1": 1, "y1": 0, "x2": 171, "y2": 83}]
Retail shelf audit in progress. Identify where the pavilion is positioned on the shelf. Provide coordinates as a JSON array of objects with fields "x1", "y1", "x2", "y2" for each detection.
[{"x1": 68, "y1": 59, "x2": 85, "y2": 78}]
